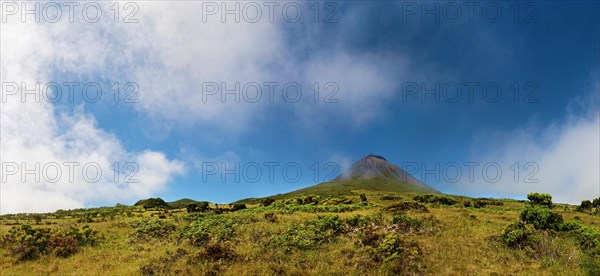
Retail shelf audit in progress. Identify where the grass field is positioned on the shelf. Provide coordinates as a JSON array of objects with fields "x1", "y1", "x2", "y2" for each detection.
[{"x1": 1, "y1": 190, "x2": 599, "y2": 275}]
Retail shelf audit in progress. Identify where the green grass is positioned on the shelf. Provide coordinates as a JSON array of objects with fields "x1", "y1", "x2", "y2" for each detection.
[
  {"x1": 1, "y1": 189, "x2": 600, "y2": 275},
  {"x1": 237, "y1": 177, "x2": 439, "y2": 204}
]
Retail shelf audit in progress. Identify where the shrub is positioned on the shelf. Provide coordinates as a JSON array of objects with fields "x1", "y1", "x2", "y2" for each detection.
[
  {"x1": 576, "y1": 226, "x2": 600, "y2": 254},
  {"x1": 231, "y1": 203, "x2": 246, "y2": 211},
  {"x1": 520, "y1": 205, "x2": 563, "y2": 230},
  {"x1": 313, "y1": 214, "x2": 345, "y2": 234},
  {"x1": 186, "y1": 201, "x2": 210, "y2": 213},
  {"x1": 377, "y1": 233, "x2": 421, "y2": 263},
  {"x1": 378, "y1": 233, "x2": 405, "y2": 259},
  {"x1": 593, "y1": 198, "x2": 600, "y2": 208},
  {"x1": 357, "y1": 229, "x2": 381, "y2": 247},
  {"x1": 261, "y1": 198, "x2": 275, "y2": 207},
  {"x1": 473, "y1": 198, "x2": 504, "y2": 208},
  {"x1": 527, "y1": 192, "x2": 553, "y2": 208},
  {"x1": 374, "y1": 233, "x2": 423, "y2": 274},
  {"x1": 30, "y1": 214, "x2": 43, "y2": 225},
  {"x1": 303, "y1": 195, "x2": 319, "y2": 205},
  {"x1": 275, "y1": 227, "x2": 320, "y2": 250},
  {"x1": 179, "y1": 215, "x2": 236, "y2": 246},
  {"x1": 463, "y1": 201, "x2": 472, "y2": 208},
  {"x1": 359, "y1": 194, "x2": 367, "y2": 203},
  {"x1": 274, "y1": 214, "x2": 345, "y2": 250},
  {"x1": 129, "y1": 219, "x2": 176, "y2": 241},
  {"x1": 473, "y1": 200, "x2": 487, "y2": 208},
  {"x1": 380, "y1": 195, "x2": 402, "y2": 201},
  {"x1": 578, "y1": 200, "x2": 593, "y2": 213},
  {"x1": 321, "y1": 196, "x2": 352, "y2": 205},
  {"x1": 345, "y1": 214, "x2": 372, "y2": 228},
  {"x1": 134, "y1": 198, "x2": 171, "y2": 210},
  {"x1": 502, "y1": 221, "x2": 536, "y2": 248},
  {"x1": 559, "y1": 220, "x2": 584, "y2": 232},
  {"x1": 0, "y1": 224, "x2": 99, "y2": 261},
  {"x1": 263, "y1": 212, "x2": 277, "y2": 223},
  {"x1": 385, "y1": 201, "x2": 429, "y2": 213},
  {"x1": 413, "y1": 194, "x2": 457, "y2": 205},
  {"x1": 392, "y1": 214, "x2": 422, "y2": 233}
]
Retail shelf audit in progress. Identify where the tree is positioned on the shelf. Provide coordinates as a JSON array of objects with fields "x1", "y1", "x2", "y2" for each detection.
[
  {"x1": 231, "y1": 203, "x2": 246, "y2": 211},
  {"x1": 520, "y1": 205, "x2": 563, "y2": 230},
  {"x1": 30, "y1": 214, "x2": 42, "y2": 225},
  {"x1": 261, "y1": 198, "x2": 275, "y2": 207},
  {"x1": 186, "y1": 201, "x2": 210, "y2": 213},
  {"x1": 577, "y1": 200, "x2": 593, "y2": 213},
  {"x1": 134, "y1": 198, "x2": 171, "y2": 210},
  {"x1": 526, "y1": 192, "x2": 553, "y2": 208}
]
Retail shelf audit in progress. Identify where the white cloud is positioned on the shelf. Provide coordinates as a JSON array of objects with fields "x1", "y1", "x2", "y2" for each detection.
[
  {"x1": 0, "y1": 3, "x2": 185, "y2": 214},
  {"x1": 0, "y1": 1, "x2": 414, "y2": 213},
  {"x1": 105, "y1": 2, "x2": 407, "y2": 132},
  {"x1": 457, "y1": 90, "x2": 600, "y2": 204}
]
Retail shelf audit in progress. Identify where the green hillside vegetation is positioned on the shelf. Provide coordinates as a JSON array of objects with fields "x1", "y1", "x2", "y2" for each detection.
[
  {"x1": 2, "y1": 190, "x2": 600, "y2": 275},
  {"x1": 237, "y1": 177, "x2": 439, "y2": 204},
  {"x1": 167, "y1": 198, "x2": 199, "y2": 209}
]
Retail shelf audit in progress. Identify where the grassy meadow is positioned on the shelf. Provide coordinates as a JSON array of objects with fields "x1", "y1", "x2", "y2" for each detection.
[{"x1": 1, "y1": 191, "x2": 600, "y2": 275}]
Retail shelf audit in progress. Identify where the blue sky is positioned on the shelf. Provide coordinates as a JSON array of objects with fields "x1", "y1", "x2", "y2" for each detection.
[{"x1": 1, "y1": 1, "x2": 599, "y2": 213}]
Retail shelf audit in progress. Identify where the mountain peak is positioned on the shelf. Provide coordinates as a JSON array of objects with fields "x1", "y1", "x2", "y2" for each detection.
[
  {"x1": 365, "y1": 154, "x2": 386, "y2": 161},
  {"x1": 335, "y1": 154, "x2": 436, "y2": 192}
]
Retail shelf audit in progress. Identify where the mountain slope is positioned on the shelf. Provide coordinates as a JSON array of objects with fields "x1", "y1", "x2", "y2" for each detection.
[
  {"x1": 167, "y1": 198, "x2": 198, "y2": 209},
  {"x1": 237, "y1": 154, "x2": 438, "y2": 203}
]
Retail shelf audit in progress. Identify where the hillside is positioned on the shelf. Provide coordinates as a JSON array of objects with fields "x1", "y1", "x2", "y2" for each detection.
[
  {"x1": 238, "y1": 154, "x2": 438, "y2": 204},
  {"x1": 167, "y1": 198, "x2": 198, "y2": 209},
  {"x1": 1, "y1": 191, "x2": 600, "y2": 275}
]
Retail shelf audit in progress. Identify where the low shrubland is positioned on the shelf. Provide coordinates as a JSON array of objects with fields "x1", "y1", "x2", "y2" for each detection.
[
  {"x1": 0, "y1": 224, "x2": 98, "y2": 261},
  {"x1": 2, "y1": 191, "x2": 600, "y2": 275}
]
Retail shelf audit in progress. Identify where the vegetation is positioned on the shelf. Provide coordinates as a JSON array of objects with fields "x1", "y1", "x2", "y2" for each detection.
[
  {"x1": 0, "y1": 224, "x2": 98, "y2": 261},
  {"x1": 413, "y1": 194, "x2": 457, "y2": 205},
  {"x1": 527, "y1": 192, "x2": 554, "y2": 208},
  {"x1": 1, "y1": 191, "x2": 600, "y2": 275},
  {"x1": 577, "y1": 198, "x2": 600, "y2": 214},
  {"x1": 134, "y1": 198, "x2": 171, "y2": 210}
]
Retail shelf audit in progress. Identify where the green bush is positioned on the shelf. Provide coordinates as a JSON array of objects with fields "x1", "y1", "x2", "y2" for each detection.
[
  {"x1": 502, "y1": 221, "x2": 536, "y2": 248},
  {"x1": 261, "y1": 198, "x2": 275, "y2": 207},
  {"x1": 380, "y1": 195, "x2": 403, "y2": 201},
  {"x1": 231, "y1": 203, "x2": 247, "y2": 211},
  {"x1": 0, "y1": 224, "x2": 99, "y2": 261},
  {"x1": 413, "y1": 194, "x2": 457, "y2": 205},
  {"x1": 472, "y1": 198, "x2": 504, "y2": 208},
  {"x1": 274, "y1": 214, "x2": 346, "y2": 250},
  {"x1": 313, "y1": 214, "x2": 345, "y2": 234},
  {"x1": 520, "y1": 205, "x2": 563, "y2": 230},
  {"x1": 385, "y1": 201, "x2": 429, "y2": 213},
  {"x1": 129, "y1": 219, "x2": 176, "y2": 241},
  {"x1": 392, "y1": 214, "x2": 422, "y2": 233},
  {"x1": 134, "y1": 198, "x2": 171, "y2": 210},
  {"x1": 559, "y1": 220, "x2": 584, "y2": 232},
  {"x1": 377, "y1": 233, "x2": 421, "y2": 262},
  {"x1": 527, "y1": 192, "x2": 553, "y2": 208},
  {"x1": 186, "y1": 201, "x2": 210, "y2": 213},
  {"x1": 179, "y1": 215, "x2": 236, "y2": 246},
  {"x1": 263, "y1": 212, "x2": 277, "y2": 223},
  {"x1": 345, "y1": 214, "x2": 372, "y2": 228},
  {"x1": 578, "y1": 200, "x2": 593, "y2": 213},
  {"x1": 267, "y1": 202, "x2": 366, "y2": 213},
  {"x1": 576, "y1": 226, "x2": 600, "y2": 255}
]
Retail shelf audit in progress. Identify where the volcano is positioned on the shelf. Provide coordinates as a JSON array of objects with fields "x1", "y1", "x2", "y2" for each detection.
[
  {"x1": 238, "y1": 154, "x2": 439, "y2": 202},
  {"x1": 335, "y1": 154, "x2": 427, "y2": 187}
]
